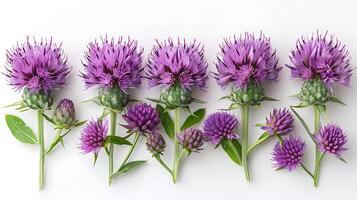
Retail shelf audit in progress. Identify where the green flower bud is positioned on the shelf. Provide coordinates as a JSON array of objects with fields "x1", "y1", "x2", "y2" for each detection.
[
  {"x1": 52, "y1": 99, "x2": 76, "y2": 129},
  {"x1": 160, "y1": 85, "x2": 192, "y2": 108},
  {"x1": 22, "y1": 88, "x2": 53, "y2": 110},
  {"x1": 229, "y1": 81, "x2": 264, "y2": 106},
  {"x1": 298, "y1": 78, "x2": 331, "y2": 105},
  {"x1": 98, "y1": 85, "x2": 129, "y2": 110}
]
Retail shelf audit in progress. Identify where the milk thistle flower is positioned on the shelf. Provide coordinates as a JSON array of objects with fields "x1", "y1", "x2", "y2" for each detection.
[
  {"x1": 80, "y1": 36, "x2": 143, "y2": 185},
  {"x1": 80, "y1": 119, "x2": 109, "y2": 154},
  {"x1": 214, "y1": 32, "x2": 281, "y2": 181},
  {"x1": 146, "y1": 38, "x2": 208, "y2": 183},
  {"x1": 287, "y1": 32, "x2": 352, "y2": 187},
  {"x1": 3, "y1": 37, "x2": 80, "y2": 190},
  {"x1": 315, "y1": 124, "x2": 347, "y2": 156},
  {"x1": 261, "y1": 108, "x2": 294, "y2": 136}
]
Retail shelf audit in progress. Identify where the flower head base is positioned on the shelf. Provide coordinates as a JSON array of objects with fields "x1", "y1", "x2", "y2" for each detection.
[
  {"x1": 122, "y1": 103, "x2": 160, "y2": 134},
  {"x1": 315, "y1": 124, "x2": 347, "y2": 156},
  {"x1": 80, "y1": 119, "x2": 108, "y2": 154},
  {"x1": 98, "y1": 85, "x2": 129, "y2": 110},
  {"x1": 5, "y1": 37, "x2": 70, "y2": 94},
  {"x1": 228, "y1": 81, "x2": 265, "y2": 106},
  {"x1": 146, "y1": 38, "x2": 208, "y2": 91},
  {"x1": 146, "y1": 133, "x2": 166, "y2": 155},
  {"x1": 203, "y1": 112, "x2": 239, "y2": 144},
  {"x1": 178, "y1": 128, "x2": 204, "y2": 152},
  {"x1": 53, "y1": 98, "x2": 76, "y2": 129},
  {"x1": 215, "y1": 32, "x2": 280, "y2": 89},
  {"x1": 272, "y1": 136, "x2": 306, "y2": 171},
  {"x1": 22, "y1": 88, "x2": 53, "y2": 110},
  {"x1": 81, "y1": 36, "x2": 143, "y2": 91},
  {"x1": 298, "y1": 77, "x2": 331, "y2": 105},
  {"x1": 287, "y1": 32, "x2": 352, "y2": 87},
  {"x1": 159, "y1": 84, "x2": 192, "y2": 108},
  {"x1": 262, "y1": 108, "x2": 294, "y2": 135}
]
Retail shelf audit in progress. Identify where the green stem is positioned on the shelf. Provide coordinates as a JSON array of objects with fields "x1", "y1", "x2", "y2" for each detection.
[
  {"x1": 241, "y1": 105, "x2": 250, "y2": 181},
  {"x1": 172, "y1": 107, "x2": 181, "y2": 183},
  {"x1": 118, "y1": 132, "x2": 140, "y2": 170},
  {"x1": 301, "y1": 163, "x2": 314, "y2": 178},
  {"x1": 154, "y1": 155, "x2": 173, "y2": 176},
  {"x1": 108, "y1": 111, "x2": 117, "y2": 185},
  {"x1": 247, "y1": 134, "x2": 271, "y2": 155},
  {"x1": 38, "y1": 110, "x2": 45, "y2": 190},
  {"x1": 313, "y1": 105, "x2": 321, "y2": 187}
]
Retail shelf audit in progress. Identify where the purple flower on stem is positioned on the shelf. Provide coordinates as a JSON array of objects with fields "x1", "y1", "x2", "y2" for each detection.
[
  {"x1": 203, "y1": 112, "x2": 239, "y2": 144},
  {"x1": 81, "y1": 36, "x2": 143, "y2": 91},
  {"x1": 177, "y1": 128, "x2": 204, "y2": 152},
  {"x1": 80, "y1": 119, "x2": 108, "y2": 154},
  {"x1": 146, "y1": 133, "x2": 166, "y2": 155},
  {"x1": 272, "y1": 136, "x2": 306, "y2": 171},
  {"x1": 122, "y1": 103, "x2": 160, "y2": 134},
  {"x1": 5, "y1": 37, "x2": 70, "y2": 93},
  {"x1": 146, "y1": 38, "x2": 208, "y2": 91},
  {"x1": 53, "y1": 98, "x2": 76, "y2": 128},
  {"x1": 261, "y1": 108, "x2": 294, "y2": 135},
  {"x1": 215, "y1": 32, "x2": 281, "y2": 89},
  {"x1": 315, "y1": 123, "x2": 347, "y2": 156},
  {"x1": 287, "y1": 32, "x2": 352, "y2": 87}
]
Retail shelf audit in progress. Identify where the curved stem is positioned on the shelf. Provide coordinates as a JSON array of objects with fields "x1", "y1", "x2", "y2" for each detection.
[
  {"x1": 118, "y1": 132, "x2": 140, "y2": 170},
  {"x1": 241, "y1": 105, "x2": 250, "y2": 181},
  {"x1": 313, "y1": 105, "x2": 321, "y2": 187},
  {"x1": 38, "y1": 110, "x2": 45, "y2": 190},
  {"x1": 172, "y1": 107, "x2": 181, "y2": 183},
  {"x1": 108, "y1": 111, "x2": 117, "y2": 185},
  {"x1": 301, "y1": 163, "x2": 314, "y2": 178},
  {"x1": 154, "y1": 155, "x2": 173, "y2": 175}
]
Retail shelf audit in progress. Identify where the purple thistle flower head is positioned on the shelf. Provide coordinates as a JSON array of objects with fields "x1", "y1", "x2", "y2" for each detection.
[
  {"x1": 177, "y1": 128, "x2": 204, "y2": 152},
  {"x1": 261, "y1": 108, "x2": 294, "y2": 135},
  {"x1": 146, "y1": 38, "x2": 208, "y2": 91},
  {"x1": 146, "y1": 133, "x2": 166, "y2": 155},
  {"x1": 215, "y1": 32, "x2": 281, "y2": 89},
  {"x1": 315, "y1": 123, "x2": 347, "y2": 156},
  {"x1": 53, "y1": 98, "x2": 76, "y2": 128},
  {"x1": 203, "y1": 112, "x2": 239, "y2": 144},
  {"x1": 81, "y1": 36, "x2": 143, "y2": 91},
  {"x1": 80, "y1": 118, "x2": 108, "y2": 154},
  {"x1": 272, "y1": 136, "x2": 306, "y2": 171},
  {"x1": 5, "y1": 37, "x2": 70, "y2": 93},
  {"x1": 122, "y1": 103, "x2": 160, "y2": 134},
  {"x1": 287, "y1": 32, "x2": 352, "y2": 87}
]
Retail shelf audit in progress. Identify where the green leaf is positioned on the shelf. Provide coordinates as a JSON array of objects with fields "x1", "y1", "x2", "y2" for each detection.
[
  {"x1": 81, "y1": 96, "x2": 100, "y2": 105},
  {"x1": 74, "y1": 120, "x2": 87, "y2": 127},
  {"x1": 93, "y1": 153, "x2": 99, "y2": 167},
  {"x1": 291, "y1": 102, "x2": 311, "y2": 108},
  {"x1": 181, "y1": 108, "x2": 205, "y2": 131},
  {"x1": 263, "y1": 96, "x2": 279, "y2": 101},
  {"x1": 157, "y1": 104, "x2": 175, "y2": 139},
  {"x1": 42, "y1": 113, "x2": 55, "y2": 124},
  {"x1": 5, "y1": 114, "x2": 38, "y2": 144},
  {"x1": 105, "y1": 135, "x2": 132, "y2": 146},
  {"x1": 317, "y1": 104, "x2": 327, "y2": 116},
  {"x1": 221, "y1": 139, "x2": 242, "y2": 165},
  {"x1": 191, "y1": 98, "x2": 206, "y2": 104},
  {"x1": 111, "y1": 160, "x2": 146, "y2": 178},
  {"x1": 329, "y1": 96, "x2": 346, "y2": 106},
  {"x1": 247, "y1": 132, "x2": 271, "y2": 154},
  {"x1": 99, "y1": 109, "x2": 111, "y2": 121},
  {"x1": 221, "y1": 103, "x2": 240, "y2": 111},
  {"x1": 255, "y1": 123, "x2": 265, "y2": 127},
  {"x1": 337, "y1": 156, "x2": 347, "y2": 163},
  {"x1": 290, "y1": 107, "x2": 314, "y2": 139},
  {"x1": 147, "y1": 98, "x2": 163, "y2": 104},
  {"x1": 218, "y1": 95, "x2": 230, "y2": 101},
  {"x1": 46, "y1": 133, "x2": 64, "y2": 154}
]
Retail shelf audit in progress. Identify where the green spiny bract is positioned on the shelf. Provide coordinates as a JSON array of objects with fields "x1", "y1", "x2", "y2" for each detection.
[
  {"x1": 298, "y1": 78, "x2": 331, "y2": 105},
  {"x1": 98, "y1": 85, "x2": 129, "y2": 110},
  {"x1": 229, "y1": 81, "x2": 264, "y2": 106},
  {"x1": 160, "y1": 84, "x2": 192, "y2": 108},
  {"x1": 22, "y1": 88, "x2": 53, "y2": 110}
]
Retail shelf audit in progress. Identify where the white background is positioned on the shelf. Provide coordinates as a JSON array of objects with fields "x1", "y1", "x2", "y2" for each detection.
[{"x1": 0, "y1": 0, "x2": 356, "y2": 199}]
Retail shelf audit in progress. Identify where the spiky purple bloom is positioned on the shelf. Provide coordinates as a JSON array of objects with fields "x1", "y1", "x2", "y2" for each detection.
[
  {"x1": 315, "y1": 124, "x2": 347, "y2": 156},
  {"x1": 261, "y1": 108, "x2": 294, "y2": 135},
  {"x1": 272, "y1": 136, "x2": 306, "y2": 171},
  {"x1": 287, "y1": 32, "x2": 352, "y2": 86},
  {"x1": 81, "y1": 36, "x2": 143, "y2": 91},
  {"x1": 80, "y1": 119, "x2": 108, "y2": 154},
  {"x1": 146, "y1": 133, "x2": 166, "y2": 155},
  {"x1": 122, "y1": 103, "x2": 160, "y2": 134},
  {"x1": 5, "y1": 37, "x2": 70, "y2": 93},
  {"x1": 203, "y1": 112, "x2": 239, "y2": 144},
  {"x1": 215, "y1": 33, "x2": 281, "y2": 89},
  {"x1": 53, "y1": 98, "x2": 76, "y2": 128},
  {"x1": 177, "y1": 128, "x2": 204, "y2": 152},
  {"x1": 146, "y1": 38, "x2": 208, "y2": 91}
]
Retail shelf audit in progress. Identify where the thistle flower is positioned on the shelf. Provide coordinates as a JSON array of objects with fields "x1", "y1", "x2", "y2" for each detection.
[
  {"x1": 272, "y1": 136, "x2": 306, "y2": 171},
  {"x1": 80, "y1": 119, "x2": 108, "y2": 154},
  {"x1": 177, "y1": 128, "x2": 204, "y2": 152},
  {"x1": 315, "y1": 124, "x2": 347, "y2": 156},
  {"x1": 261, "y1": 108, "x2": 294, "y2": 135},
  {"x1": 215, "y1": 32, "x2": 280, "y2": 89},
  {"x1": 146, "y1": 133, "x2": 166, "y2": 155},
  {"x1": 287, "y1": 32, "x2": 352, "y2": 87},
  {"x1": 53, "y1": 98, "x2": 76, "y2": 129},
  {"x1": 203, "y1": 112, "x2": 239, "y2": 144},
  {"x1": 5, "y1": 37, "x2": 70, "y2": 94},
  {"x1": 146, "y1": 38, "x2": 208, "y2": 91},
  {"x1": 122, "y1": 103, "x2": 160, "y2": 134}
]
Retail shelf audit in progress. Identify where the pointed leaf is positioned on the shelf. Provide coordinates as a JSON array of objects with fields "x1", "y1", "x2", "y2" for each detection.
[
  {"x1": 147, "y1": 98, "x2": 163, "y2": 104},
  {"x1": 221, "y1": 139, "x2": 242, "y2": 165},
  {"x1": 111, "y1": 160, "x2": 147, "y2": 178},
  {"x1": 74, "y1": 120, "x2": 87, "y2": 127},
  {"x1": 247, "y1": 132, "x2": 271, "y2": 154},
  {"x1": 337, "y1": 156, "x2": 348, "y2": 163},
  {"x1": 93, "y1": 153, "x2": 98, "y2": 167},
  {"x1": 5, "y1": 114, "x2": 38, "y2": 144},
  {"x1": 82, "y1": 96, "x2": 100, "y2": 105},
  {"x1": 290, "y1": 107, "x2": 314, "y2": 139},
  {"x1": 42, "y1": 113, "x2": 55, "y2": 124},
  {"x1": 4, "y1": 100, "x2": 25, "y2": 108},
  {"x1": 291, "y1": 102, "x2": 311, "y2": 108},
  {"x1": 263, "y1": 96, "x2": 279, "y2": 101},
  {"x1": 181, "y1": 108, "x2": 205, "y2": 131},
  {"x1": 192, "y1": 98, "x2": 206, "y2": 104},
  {"x1": 329, "y1": 96, "x2": 346, "y2": 106},
  {"x1": 157, "y1": 104, "x2": 175, "y2": 139},
  {"x1": 46, "y1": 134, "x2": 63, "y2": 154},
  {"x1": 99, "y1": 109, "x2": 111, "y2": 121},
  {"x1": 105, "y1": 135, "x2": 132, "y2": 146},
  {"x1": 218, "y1": 95, "x2": 230, "y2": 101}
]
